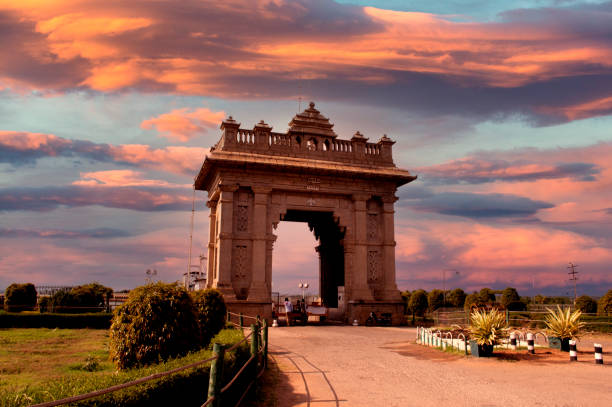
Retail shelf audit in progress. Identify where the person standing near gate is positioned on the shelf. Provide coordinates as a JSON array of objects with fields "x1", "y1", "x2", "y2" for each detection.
[{"x1": 284, "y1": 297, "x2": 293, "y2": 326}]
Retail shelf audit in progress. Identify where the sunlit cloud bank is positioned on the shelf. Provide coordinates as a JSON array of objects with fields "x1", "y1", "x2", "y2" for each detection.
[
  {"x1": 0, "y1": 131, "x2": 208, "y2": 174},
  {"x1": 141, "y1": 106, "x2": 225, "y2": 142},
  {"x1": 1, "y1": 1, "x2": 612, "y2": 124}
]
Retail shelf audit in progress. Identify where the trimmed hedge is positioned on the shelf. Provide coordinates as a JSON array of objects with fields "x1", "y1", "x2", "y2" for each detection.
[{"x1": 0, "y1": 311, "x2": 112, "y2": 329}]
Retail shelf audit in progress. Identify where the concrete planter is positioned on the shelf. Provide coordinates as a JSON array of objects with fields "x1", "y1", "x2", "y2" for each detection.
[
  {"x1": 469, "y1": 340, "x2": 493, "y2": 357},
  {"x1": 548, "y1": 336, "x2": 570, "y2": 351}
]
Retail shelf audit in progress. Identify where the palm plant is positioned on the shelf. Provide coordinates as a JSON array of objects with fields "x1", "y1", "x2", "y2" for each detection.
[
  {"x1": 469, "y1": 308, "x2": 508, "y2": 346},
  {"x1": 544, "y1": 306, "x2": 585, "y2": 339}
]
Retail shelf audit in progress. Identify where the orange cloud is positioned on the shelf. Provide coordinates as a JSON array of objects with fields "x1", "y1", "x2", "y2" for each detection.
[
  {"x1": 72, "y1": 170, "x2": 189, "y2": 188},
  {"x1": 109, "y1": 144, "x2": 209, "y2": 175},
  {"x1": 141, "y1": 106, "x2": 225, "y2": 142},
  {"x1": 1, "y1": 0, "x2": 610, "y2": 112}
]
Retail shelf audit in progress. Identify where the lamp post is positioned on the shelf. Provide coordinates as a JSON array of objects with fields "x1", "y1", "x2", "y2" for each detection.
[
  {"x1": 145, "y1": 269, "x2": 157, "y2": 284},
  {"x1": 298, "y1": 282, "x2": 309, "y2": 300}
]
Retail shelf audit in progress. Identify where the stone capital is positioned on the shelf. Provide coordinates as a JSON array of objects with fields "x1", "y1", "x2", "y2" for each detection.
[{"x1": 218, "y1": 183, "x2": 239, "y2": 193}]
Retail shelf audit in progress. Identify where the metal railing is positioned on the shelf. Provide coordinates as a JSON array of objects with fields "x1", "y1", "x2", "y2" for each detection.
[{"x1": 29, "y1": 312, "x2": 269, "y2": 407}]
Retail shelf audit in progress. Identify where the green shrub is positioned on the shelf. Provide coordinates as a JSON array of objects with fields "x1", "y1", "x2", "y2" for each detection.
[
  {"x1": 109, "y1": 282, "x2": 200, "y2": 369},
  {"x1": 598, "y1": 289, "x2": 612, "y2": 315},
  {"x1": 469, "y1": 308, "x2": 508, "y2": 346},
  {"x1": 544, "y1": 306, "x2": 585, "y2": 339},
  {"x1": 477, "y1": 288, "x2": 496, "y2": 304},
  {"x1": 4, "y1": 283, "x2": 37, "y2": 312},
  {"x1": 575, "y1": 295, "x2": 597, "y2": 314},
  {"x1": 0, "y1": 311, "x2": 112, "y2": 328},
  {"x1": 191, "y1": 288, "x2": 227, "y2": 343}
]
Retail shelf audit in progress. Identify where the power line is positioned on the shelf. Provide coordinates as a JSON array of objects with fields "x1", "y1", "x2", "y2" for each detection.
[{"x1": 567, "y1": 262, "x2": 578, "y2": 304}]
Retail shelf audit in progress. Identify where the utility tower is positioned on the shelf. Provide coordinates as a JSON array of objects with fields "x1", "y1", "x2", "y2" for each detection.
[{"x1": 567, "y1": 262, "x2": 579, "y2": 305}]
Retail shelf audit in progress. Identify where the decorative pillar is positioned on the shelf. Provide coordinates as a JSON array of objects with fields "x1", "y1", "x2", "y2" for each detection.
[
  {"x1": 249, "y1": 187, "x2": 271, "y2": 301},
  {"x1": 351, "y1": 193, "x2": 373, "y2": 300},
  {"x1": 206, "y1": 199, "x2": 218, "y2": 288},
  {"x1": 215, "y1": 184, "x2": 238, "y2": 298},
  {"x1": 381, "y1": 195, "x2": 401, "y2": 300}
]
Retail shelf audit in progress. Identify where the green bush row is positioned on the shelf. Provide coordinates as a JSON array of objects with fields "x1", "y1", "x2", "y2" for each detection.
[
  {"x1": 1, "y1": 328, "x2": 250, "y2": 407},
  {"x1": 0, "y1": 311, "x2": 112, "y2": 329}
]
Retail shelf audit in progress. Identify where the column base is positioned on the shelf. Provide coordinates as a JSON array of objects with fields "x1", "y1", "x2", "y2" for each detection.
[
  {"x1": 247, "y1": 282, "x2": 269, "y2": 302},
  {"x1": 347, "y1": 300, "x2": 405, "y2": 326}
]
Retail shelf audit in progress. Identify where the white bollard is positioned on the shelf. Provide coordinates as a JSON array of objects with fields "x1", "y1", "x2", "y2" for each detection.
[
  {"x1": 352, "y1": 319, "x2": 359, "y2": 326},
  {"x1": 569, "y1": 340, "x2": 577, "y2": 361},
  {"x1": 527, "y1": 333, "x2": 535, "y2": 354},
  {"x1": 272, "y1": 319, "x2": 278, "y2": 327},
  {"x1": 594, "y1": 344, "x2": 603, "y2": 365}
]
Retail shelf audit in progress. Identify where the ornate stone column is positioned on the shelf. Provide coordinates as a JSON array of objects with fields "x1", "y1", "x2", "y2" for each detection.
[
  {"x1": 206, "y1": 199, "x2": 217, "y2": 288},
  {"x1": 351, "y1": 193, "x2": 374, "y2": 300},
  {"x1": 381, "y1": 195, "x2": 401, "y2": 300},
  {"x1": 248, "y1": 186, "x2": 271, "y2": 301},
  {"x1": 215, "y1": 184, "x2": 238, "y2": 298}
]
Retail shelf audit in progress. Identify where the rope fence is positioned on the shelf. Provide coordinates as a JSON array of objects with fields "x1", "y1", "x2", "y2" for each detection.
[{"x1": 28, "y1": 313, "x2": 269, "y2": 407}]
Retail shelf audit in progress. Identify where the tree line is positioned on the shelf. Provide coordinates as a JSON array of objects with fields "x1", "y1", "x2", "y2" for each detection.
[
  {"x1": 402, "y1": 287, "x2": 612, "y2": 318},
  {"x1": 1, "y1": 282, "x2": 113, "y2": 313}
]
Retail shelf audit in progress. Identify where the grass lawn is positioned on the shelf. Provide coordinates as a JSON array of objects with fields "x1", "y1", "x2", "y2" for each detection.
[
  {"x1": 0, "y1": 328, "x2": 113, "y2": 402},
  {"x1": 0, "y1": 327, "x2": 246, "y2": 407}
]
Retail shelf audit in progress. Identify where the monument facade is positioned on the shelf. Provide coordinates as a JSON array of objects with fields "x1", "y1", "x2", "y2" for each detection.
[{"x1": 195, "y1": 103, "x2": 416, "y2": 324}]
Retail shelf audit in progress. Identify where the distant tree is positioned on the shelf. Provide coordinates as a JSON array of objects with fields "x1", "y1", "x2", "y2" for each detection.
[
  {"x1": 501, "y1": 287, "x2": 521, "y2": 307},
  {"x1": 400, "y1": 291, "x2": 411, "y2": 314},
  {"x1": 534, "y1": 294, "x2": 546, "y2": 304},
  {"x1": 575, "y1": 295, "x2": 597, "y2": 314},
  {"x1": 5, "y1": 283, "x2": 37, "y2": 312},
  {"x1": 408, "y1": 289, "x2": 428, "y2": 319},
  {"x1": 464, "y1": 292, "x2": 479, "y2": 311},
  {"x1": 428, "y1": 289, "x2": 445, "y2": 311},
  {"x1": 544, "y1": 296, "x2": 571, "y2": 304},
  {"x1": 477, "y1": 288, "x2": 496, "y2": 304},
  {"x1": 598, "y1": 290, "x2": 612, "y2": 315},
  {"x1": 447, "y1": 288, "x2": 467, "y2": 308},
  {"x1": 50, "y1": 283, "x2": 113, "y2": 313}
]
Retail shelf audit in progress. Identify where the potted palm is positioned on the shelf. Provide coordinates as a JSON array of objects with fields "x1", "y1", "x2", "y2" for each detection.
[
  {"x1": 545, "y1": 306, "x2": 585, "y2": 351},
  {"x1": 468, "y1": 308, "x2": 508, "y2": 357}
]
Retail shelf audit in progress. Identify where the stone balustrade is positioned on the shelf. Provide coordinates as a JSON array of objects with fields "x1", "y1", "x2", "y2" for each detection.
[{"x1": 213, "y1": 117, "x2": 395, "y2": 166}]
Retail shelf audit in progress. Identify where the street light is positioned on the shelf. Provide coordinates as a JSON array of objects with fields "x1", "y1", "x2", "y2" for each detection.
[{"x1": 298, "y1": 282, "x2": 309, "y2": 300}]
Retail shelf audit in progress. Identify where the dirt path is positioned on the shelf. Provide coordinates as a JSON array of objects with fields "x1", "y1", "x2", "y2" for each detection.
[{"x1": 268, "y1": 326, "x2": 612, "y2": 407}]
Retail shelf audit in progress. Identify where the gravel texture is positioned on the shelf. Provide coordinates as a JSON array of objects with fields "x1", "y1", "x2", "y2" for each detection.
[{"x1": 268, "y1": 326, "x2": 611, "y2": 407}]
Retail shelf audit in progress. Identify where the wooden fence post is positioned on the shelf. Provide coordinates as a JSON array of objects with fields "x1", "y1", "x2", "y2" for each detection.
[
  {"x1": 207, "y1": 342, "x2": 225, "y2": 407},
  {"x1": 262, "y1": 319, "x2": 268, "y2": 369},
  {"x1": 251, "y1": 324, "x2": 260, "y2": 392}
]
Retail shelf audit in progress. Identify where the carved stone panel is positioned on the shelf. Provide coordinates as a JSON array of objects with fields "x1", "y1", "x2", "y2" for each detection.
[
  {"x1": 233, "y1": 245, "x2": 248, "y2": 280},
  {"x1": 367, "y1": 213, "x2": 378, "y2": 241},
  {"x1": 236, "y1": 205, "x2": 249, "y2": 232},
  {"x1": 367, "y1": 250, "x2": 380, "y2": 282}
]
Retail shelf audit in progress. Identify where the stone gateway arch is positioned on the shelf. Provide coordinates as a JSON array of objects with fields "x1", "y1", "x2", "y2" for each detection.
[{"x1": 195, "y1": 103, "x2": 416, "y2": 324}]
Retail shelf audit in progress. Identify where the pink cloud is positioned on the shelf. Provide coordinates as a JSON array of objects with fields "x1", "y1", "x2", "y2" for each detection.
[
  {"x1": 141, "y1": 106, "x2": 225, "y2": 141},
  {"x1": 1, "y1": 2, "x2": 612, "y2": 123},
  {"x1": 0, "y1": 131, "x2": 209, "y2": 174},
  {"x1": 72, "y1": 170, "x2": 189, "y2": 188}
]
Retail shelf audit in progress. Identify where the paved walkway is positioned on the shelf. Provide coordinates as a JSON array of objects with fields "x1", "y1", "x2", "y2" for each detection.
[{"x1": 268, "y1": 326, "x2": 612, "y2": 407}]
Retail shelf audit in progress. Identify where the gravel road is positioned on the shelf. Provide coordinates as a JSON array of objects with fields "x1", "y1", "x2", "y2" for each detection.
[{"x1": 268, "y1": 326, "x2": 611, "y2": 407}]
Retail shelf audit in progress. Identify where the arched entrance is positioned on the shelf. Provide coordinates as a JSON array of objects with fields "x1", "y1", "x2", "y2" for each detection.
[{"x1": 194, "y1": 102, "x2": 416, "y2": 324}]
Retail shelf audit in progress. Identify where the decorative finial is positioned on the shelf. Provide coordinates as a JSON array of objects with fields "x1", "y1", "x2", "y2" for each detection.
[{"x1": 309, "y1": 101, "x2": 315, "y2": 109}]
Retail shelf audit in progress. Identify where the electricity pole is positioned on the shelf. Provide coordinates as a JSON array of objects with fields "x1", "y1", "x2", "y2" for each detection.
[{"x1": 567, "y1": 262, "x2": 578, "y2": 305}]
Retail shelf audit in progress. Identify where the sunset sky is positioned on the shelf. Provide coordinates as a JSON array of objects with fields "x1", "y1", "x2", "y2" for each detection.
[{"x1": 1, "y1": 0, "x2": 611, "y2": 297}]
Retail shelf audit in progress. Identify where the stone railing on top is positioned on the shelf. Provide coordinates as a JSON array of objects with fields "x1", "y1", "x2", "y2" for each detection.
[{"x1": 212, "y1": 118, "x2": 396, "y2": 167}]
